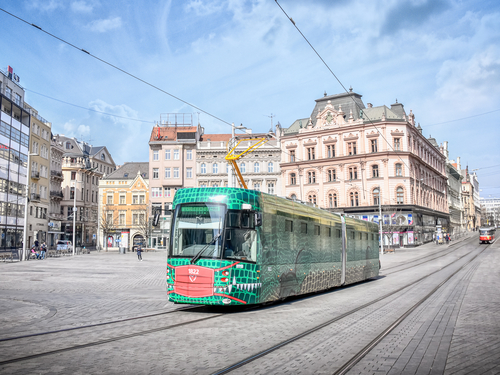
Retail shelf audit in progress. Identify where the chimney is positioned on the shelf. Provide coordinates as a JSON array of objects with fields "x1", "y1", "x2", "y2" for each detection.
[
  {"x1": 457, "y1": 157, "x2": 461, "y2": 173},
  {"x1": 367, "y1": 103, "x2": 373, "y2": 108}
]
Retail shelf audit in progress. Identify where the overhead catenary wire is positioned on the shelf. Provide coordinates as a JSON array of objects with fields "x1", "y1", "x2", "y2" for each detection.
[
  {"x1": 0, "y1": 7, "x2": 232, "y2": 127},
  {"x1": 275, "y1": 0, "x2": 412, "y2": 173}
]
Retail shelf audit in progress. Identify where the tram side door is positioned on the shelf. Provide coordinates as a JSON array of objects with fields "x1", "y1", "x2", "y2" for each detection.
[{"x1": 340, "y1": 215, "x2": 347, "y2": 285}]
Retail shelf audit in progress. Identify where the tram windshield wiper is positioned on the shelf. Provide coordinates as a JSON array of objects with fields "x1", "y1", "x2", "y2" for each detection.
[{"x1": 190, "y1": 231, "x2": 222, "y2": 264}]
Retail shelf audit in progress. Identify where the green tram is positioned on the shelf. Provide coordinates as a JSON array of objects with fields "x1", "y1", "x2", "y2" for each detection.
[{"x1": 166, "y1": 187, "x2": 380, "y2": 305}]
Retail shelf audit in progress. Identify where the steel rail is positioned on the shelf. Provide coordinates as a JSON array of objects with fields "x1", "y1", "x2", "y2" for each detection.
[
  {"x1": 332, "y1": 243, "x2": 489, "y2": 375},
  {"x1": 210, "y1": 241, "x2": 485, "y2": 375}
]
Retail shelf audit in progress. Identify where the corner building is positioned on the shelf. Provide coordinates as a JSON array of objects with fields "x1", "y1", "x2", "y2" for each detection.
[
  {"x1": 148, "y1": 114, "x2": 200, "y2": 249},
  {"x1": 0, "y1": 66, "x2": 30, "y2": 253},
  {"x1": 280, "y1": 91, "x2": 449, "y2": 246}
]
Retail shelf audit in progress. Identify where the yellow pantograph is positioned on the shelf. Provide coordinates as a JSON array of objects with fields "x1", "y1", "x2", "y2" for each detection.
[{"x1": 225, "y1": 136, "x2": 270, "y2": 189}]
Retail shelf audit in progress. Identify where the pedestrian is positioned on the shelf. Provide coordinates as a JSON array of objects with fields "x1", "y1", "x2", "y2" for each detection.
[
  {"x1": 31, "y1": 245, "x2": 40, "y2": 260},
  {"x1": 445, "y1": 233, "x2": 449, "y2": 244},
  {"x1": 137, "y1": 245, "x2": 143, "y2": 261},
  {"x1": 40, "y1": 242, "x2": 47, "y2": 260},
  {"x1": 34, "y1": 239, "x2": 39, "y2": 252}
]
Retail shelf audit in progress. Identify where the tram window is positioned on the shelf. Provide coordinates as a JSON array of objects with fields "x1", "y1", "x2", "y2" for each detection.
[
  {"x1": 351, "y1": 232, "x2": 355, "y2": 240},
  {"x1": 371, "y1": 234, "x2": 374, "y2": 240},
  {"x1": 226, "y1": 212, "x2": 240, "y2": 227},
  {"x1": 301, "y1": 223, "x2": 308, "y2": 234},
  {"x1": 328, "y1": 227, "x2": 332, "y2": 237},
  {"x1": 285, "y1": 220, "x2": 293, "y2": 232},
  {"x1": 241, "y1": 212, "x2": 254, "y2": 228},
  {"x1": 336, "y1": 229, "x2": 341, "y2": 238},
  {"x1": 365, "y1": 233, "x2": 368, "y2": 240},
  {"x1": 359, "y1": 233, "x2": 362, "y2": 240},
  {"x1": 315, "y1": 225, "x2": 320, "y2": 236}
]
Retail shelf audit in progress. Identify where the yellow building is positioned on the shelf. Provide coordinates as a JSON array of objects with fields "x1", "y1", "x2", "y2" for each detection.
[{"x1": 98, "y1": 162, "x2": 149, "y2": 251}]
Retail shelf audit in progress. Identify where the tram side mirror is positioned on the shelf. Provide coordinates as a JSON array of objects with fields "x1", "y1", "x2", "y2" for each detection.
[{"x1": 255, "y1": 212, "x2": 262, "y2": 227}]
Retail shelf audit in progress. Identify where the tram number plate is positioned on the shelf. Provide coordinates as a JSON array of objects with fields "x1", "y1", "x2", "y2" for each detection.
[{"x1": 188, "y1": 268, "x2": 199, "y2": 275}]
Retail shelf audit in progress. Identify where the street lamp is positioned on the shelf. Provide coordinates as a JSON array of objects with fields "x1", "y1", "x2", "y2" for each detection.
[
  {"x1": 378, "y1": 185, "x2": 384, "y2": 257},
  {"x1": 22, "y1": 152, "x2": 38, "y2": 262},
  {"x1": 72, "y1": 179, "x2": 84, "y2": 256}
]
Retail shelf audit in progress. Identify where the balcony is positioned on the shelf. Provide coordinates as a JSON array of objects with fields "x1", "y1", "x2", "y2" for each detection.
[
  {"x1": 31, "y1": 171, "x2": 40, "y2": 180},
  {"x1": 30, "y1": 193, "x2": 41, "y2": 202},
  {"x1": 51, "y1": 170, "x2": 63, "y2": 180},
  {"x1": 50, "y1": 190, "x2": 64, "y2": 200}
]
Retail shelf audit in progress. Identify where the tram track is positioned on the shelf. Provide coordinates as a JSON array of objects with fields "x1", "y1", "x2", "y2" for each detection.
[
  {"x1": 0, "y1": 239, "x2": 483, "y2": 371},
  {"x1": 381, "y1": 235, "x2": 474, "y2": 274},
  {"x1": 209, "y1": 241, "x2": 488, "y2": 375},
  {"x1": 0, "y1": 305, "x2": 199, "y2": 343}
]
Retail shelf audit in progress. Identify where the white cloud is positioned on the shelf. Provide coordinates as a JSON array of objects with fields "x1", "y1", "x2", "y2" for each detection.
[
  {"x1": 26, "y1": 0, "x2": 64, "y2": 12},
  {"x1": 185, "y1": 0, "x2": 223, "y2": 16},
  {"x1": 435, "y1": 47, "x2": 500, "y2": 112},
  {"x1": 87, "y1": 16, "x2": 122, "y2": 33},
  {"x1": 88, "y1": 100, "x2": 139, "y2": 125},
  {"x1": 62, "y1": 121, "x2": 90, "y2": 137},
  {"x1": 71, "y1": 0, "x2": 94, "y2": 13}
]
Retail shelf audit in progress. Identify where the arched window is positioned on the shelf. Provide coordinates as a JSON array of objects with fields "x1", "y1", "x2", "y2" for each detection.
[
  {"x1": 350, "y1": 191, "x2": 359, "y2": 206},
  {"x1": 240, "y1": 162, "x2": 246, "y2": 173},
  {"x1": 212, "y1": 163, "x2": 218, "y2": 174},
  {"x1": 349, "y1": 167, "x2": 358, "y2": 180},
  {"x1": 328, "y1": 193, "x2": 337, "y2": 208},
  {"x1": 373, "y1": 188, "x2": 380, "y2": 205},
  {"x1": 308, "y1": 171, "x2": 316, "y2": 184},
  {"x1": 395, "y1": 163, "x2": 402, "y2": 176},
  {"x1": 397, "y1": 187, "x2": 404, "y2": 204},
  {"x1": 290, "y1": 173, "x2": 296, "y2": 185},
  {"x1": 201, "y1": 163, "x2": 206, "y2": 174},
  {"x1": 65, "y1": 142, "x2": 71, "y2": 149},
  {"x1": 101, "y1": 153, "x2": 105, "y2": 161},
  {"x1": 328, "y1": 169, "x2": 336, "y2": 182},
  {"x1": 268, "y1": 162, "x2": 274, "y2": 173},
  {"x1": 372, "y1": 165, "x2": 379, "y2": 178},
  {"x1": 308, "y1": 194, "x2": 317, "y2": 204},
  {"x1": 254, "y1": 162, "x2": 260, "y2": 173}
]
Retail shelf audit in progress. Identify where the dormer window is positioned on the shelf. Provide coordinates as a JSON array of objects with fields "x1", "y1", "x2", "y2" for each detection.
[{"x1": 101, "y1": 153, "x2": 106, "y2": 161}]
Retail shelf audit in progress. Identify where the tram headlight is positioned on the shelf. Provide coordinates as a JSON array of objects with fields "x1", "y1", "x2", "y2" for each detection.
[
  {"x1": 221, "y1": 277, "x2": 229, "y2": 283},
  {"x1": 222, "y1": 270, "x2": 230, "y2": 276}
]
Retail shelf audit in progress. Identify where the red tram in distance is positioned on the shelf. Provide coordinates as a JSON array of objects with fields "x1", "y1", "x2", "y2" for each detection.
[{"x1": 479, "y1": 227, "x2": 496, "y2": 244}]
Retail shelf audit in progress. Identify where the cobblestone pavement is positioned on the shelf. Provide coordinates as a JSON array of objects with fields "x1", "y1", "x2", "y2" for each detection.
[{"x1": 0, "y1": 234, "x2": 498, "y2": 374}]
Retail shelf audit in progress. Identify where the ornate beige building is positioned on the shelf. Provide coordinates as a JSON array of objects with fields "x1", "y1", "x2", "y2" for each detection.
[{"x1": 280, "y1": 91, "x2": 449, "y2": 246}]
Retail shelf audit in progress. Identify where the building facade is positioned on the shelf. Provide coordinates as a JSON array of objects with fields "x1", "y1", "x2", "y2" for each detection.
[
  {"x1": 55, "y1": 135, "x2": 116, "y2": 247},
  {"x1": 48, "y1": 135, "x2": 64, "y2": 247},
  {"x1": 148, "y1": 114, "x2": 201, "y2": 249},
  {"x1": 461, "y1": 168, "x2": 481, "y2": 230},
  {"x1": 480, "y1": 197, "x2": 500, "y2": 227},
  {"x1": 195, "y1": 131, "x2": 282, "y2": 194},
  {"x1": 99, "y1": 163, "x2": 149, "y2": 251},
  {"x1": 24, "y1": 103, "x2": 51, "y2": 248},
  {"x1": 0, "y1": 66, "x2": 30, "y2": 253},
  {"x1": 280, "y1": 91, "x2": 449, "y2": 246}
]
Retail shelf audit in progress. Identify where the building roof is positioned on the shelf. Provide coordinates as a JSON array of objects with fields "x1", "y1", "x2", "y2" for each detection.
[
  {"x1": 104, "y1": 162, "x2": 149, "y2": 180},
  {"x1": 310, "y1": 91, "x2": 366, "y2": 127},
  {"x1": 360, "y1": 105, "x2": 405, "y2": 122},
  {"x1": 200, "y1": 134, "x2": 232, "y2": 142},
  {"x1": 149, "y1": 126, "x2": 198, "y2": 142}
]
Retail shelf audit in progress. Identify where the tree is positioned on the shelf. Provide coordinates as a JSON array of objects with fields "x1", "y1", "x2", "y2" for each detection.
[
  {"x1": 132, "y1": 204, "x2": 151, "y2": 248},
  {"x1": 100, "y1": 205, "x2": 118, "y2": 252}
]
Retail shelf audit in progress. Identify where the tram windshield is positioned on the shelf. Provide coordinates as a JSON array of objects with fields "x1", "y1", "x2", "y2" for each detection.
[
  {"x1": 479, "y1": 228, "x2": 495, "y2": 236},
  {"x1": 170, "y1": 203, "x2": 225, "y2": 259},
  {"x1": 222, "y1": 210, "x2": 258, "y2": 262}
]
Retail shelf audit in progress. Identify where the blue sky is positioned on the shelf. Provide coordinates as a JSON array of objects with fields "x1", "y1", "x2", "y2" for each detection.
[{"x1": 1, "y1": 0, "x2": 499, "y2": 197}]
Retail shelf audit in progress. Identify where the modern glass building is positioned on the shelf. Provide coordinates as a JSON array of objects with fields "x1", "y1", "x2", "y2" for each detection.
[{"x1": 0, "y1": 66, "x2": 31, "y2": 254}]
